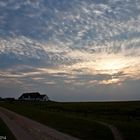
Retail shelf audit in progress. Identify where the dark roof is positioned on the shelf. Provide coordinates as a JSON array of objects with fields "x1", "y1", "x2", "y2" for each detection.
[
  {"x1": 19, "y1": 92, "x2": 41, "y2": 99},
  {"x1": 40, "y1": 94, "x2": 46, "y2": 97}
]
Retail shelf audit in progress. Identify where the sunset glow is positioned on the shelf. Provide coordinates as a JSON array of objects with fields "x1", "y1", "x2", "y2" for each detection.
[{"x1": 0, "y1": 0, "x2": 140, "y2": 101}]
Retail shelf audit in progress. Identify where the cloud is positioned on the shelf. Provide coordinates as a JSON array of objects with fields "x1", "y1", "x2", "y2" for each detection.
[
  {"x1": 0, "y1": 1, "x2": 7, "y2": 8},
  {"x1": 0, "y1": 0, "x2": 140, "y2": 42},
  {"x1": 0, "y1": 0, "x2": 140, "y2": 100},
  {"x1": 0, "y1": 48, "x2": 139, "y2": 88},
  {"x1": 0, "y1": 32, "x2": 140, "y2": 87}
]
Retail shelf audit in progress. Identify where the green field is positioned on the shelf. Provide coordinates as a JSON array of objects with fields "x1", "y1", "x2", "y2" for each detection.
[
  {"x1": 0, "y1": 101, "x2": 140, "y2": 140},
  {"x1": 0, "y1": 118, "x2": 16, "y2": 140}
]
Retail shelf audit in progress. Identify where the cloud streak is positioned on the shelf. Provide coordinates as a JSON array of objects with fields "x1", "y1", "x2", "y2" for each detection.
[{"x1": 0, "y1": 0, "x2": 140, "y2": 100}]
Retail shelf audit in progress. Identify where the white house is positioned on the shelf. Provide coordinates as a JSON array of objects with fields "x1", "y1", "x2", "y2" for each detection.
[{"x1": 18, "y1": 92, "x2": 49, "y2": 101}]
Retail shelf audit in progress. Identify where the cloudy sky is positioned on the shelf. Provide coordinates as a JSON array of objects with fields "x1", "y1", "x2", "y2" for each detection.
[{"x1": 0, "y1": 0, "x2": 140, "y2": 101}]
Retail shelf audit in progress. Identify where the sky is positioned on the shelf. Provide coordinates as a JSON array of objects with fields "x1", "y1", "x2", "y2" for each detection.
[{"x1": 0, "y1": 0, "x2": 140, "y2": 101}]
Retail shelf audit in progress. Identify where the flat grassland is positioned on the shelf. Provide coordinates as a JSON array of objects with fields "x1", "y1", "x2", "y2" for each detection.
[{"x1": 0, "y1": 101, "x2": 140, "y2": 140}]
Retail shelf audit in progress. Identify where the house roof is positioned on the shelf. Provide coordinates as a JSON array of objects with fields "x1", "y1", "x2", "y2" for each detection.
[
  {"x1": 18, "y1": 92, "x2": 49, "y2": 101},
  {"x1": 40, "y1": 95, "x2": 46, "y2": 97},
  {"x1": 19, "y1": 92, "x2": 41, "y2": 99}
]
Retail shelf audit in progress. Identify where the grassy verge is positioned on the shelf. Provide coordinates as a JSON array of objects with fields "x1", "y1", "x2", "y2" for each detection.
[
  {"x1": 0, "y1": 118, "x2": 16, "y2": 140},
  {"x1": 0, "y1": 102, "x2": 113, "y2": 140}
]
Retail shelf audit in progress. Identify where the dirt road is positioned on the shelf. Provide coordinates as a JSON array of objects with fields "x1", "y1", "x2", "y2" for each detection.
[
  {"x1": 0, "y1": 107, "x2": 80, "y2": 140},
  {"x1": 96, "y1": 121, "x2": 123, "y2": 140}
]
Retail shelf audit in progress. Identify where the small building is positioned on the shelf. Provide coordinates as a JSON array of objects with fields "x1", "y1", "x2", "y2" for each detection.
[
  {"x1": 18, "y1": 92, "x2": 49, "y2": 101},
  {"x1": 0, "y1": 97, "x2": 16, "y2": 101}
]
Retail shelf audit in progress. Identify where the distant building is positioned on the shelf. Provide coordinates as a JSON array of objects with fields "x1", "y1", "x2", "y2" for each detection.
[
  {"x1": 3, "y1": 98, "x2": 16, "y2": 101},
  {"x1": 18, "y1": 92, "x2": 49, "y2": 101}
]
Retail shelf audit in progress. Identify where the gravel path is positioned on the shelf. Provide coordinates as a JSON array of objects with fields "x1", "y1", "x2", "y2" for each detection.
[
  {"x1": 96, "y1": 121, "x2": 123, "y2": 140},
  {"x1": 0, "y1": 107, "x2": 80, "y2": 140}
]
